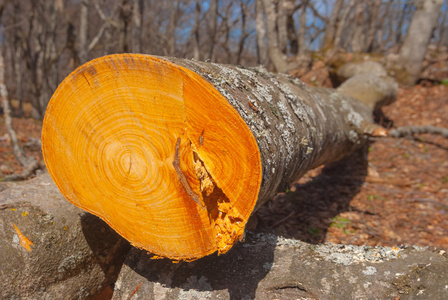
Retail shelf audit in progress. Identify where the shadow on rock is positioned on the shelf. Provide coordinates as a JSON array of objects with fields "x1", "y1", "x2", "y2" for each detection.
[
  {"x1": 81, "y1": 213, "x2": 131, "y2": 287},
  {"x1": 256, "y1": 147, "x2": 369, "y2": 244},
  {"x1": 112, "y1": 232, "x2": 277, "y2": 300}
]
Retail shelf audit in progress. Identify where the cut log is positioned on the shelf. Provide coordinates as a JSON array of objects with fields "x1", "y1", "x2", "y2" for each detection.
[{"x1": 42, "y1": 54, "x2": 381, "y2": 260}]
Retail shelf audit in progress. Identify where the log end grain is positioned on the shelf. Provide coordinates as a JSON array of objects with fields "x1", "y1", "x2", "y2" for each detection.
[{"x1": 42, "y1": 54, "x2": 262, "y2": 260}]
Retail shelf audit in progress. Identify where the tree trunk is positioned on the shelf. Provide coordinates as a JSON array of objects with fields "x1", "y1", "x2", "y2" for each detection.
[
  {"x1": 261, "y1": 0, "x2": 288, "y2": 72},
  {"x1": 277, "y1": 0, "x2": 288, "y2": 54},
  {"x1": 167, "y1": 0, "x2": 178, "y2": 56},
  {"x1": 131, "y1": 0, "x2": 144, "y2": 53},
  {"x1": 192, "y1": 0, "x2": 201, "y2": 60},
  {"x1": 79, "y1": 0, "x2": 89, "y2": 64},
  {"x1": 236, "y1": 0, "x2": 248, "y2": 65},
  {"x1": 298, "y1": 0, "x2": 307, "y2": 55},
  {"x1": 365, "y1": 0, "x2": 381, "y2": 52},
  {"x1": 255, "y1": 0, "x2": 268, "y2": 65},
  {"x1": 334, "y1": 0, "x2": 356, "y2": 49},
  {"x1": 322, "y1": 0, "x2": 344, "y2": 49},
  {"x1": 350, "y1": 1, "x2": 364, "y2": 52},
  {"x1": 41, "y1": 54, "x2": 386, "y2": 261},
  {"x1": 286, "y1": 8, "x2": 298, "y2": 55},
  {"x1": 395, "y1": 0, "x2": 444, "y2": 85},
  {"x1": 207, "y1": 0, "x2": 218, "y2": 61}
]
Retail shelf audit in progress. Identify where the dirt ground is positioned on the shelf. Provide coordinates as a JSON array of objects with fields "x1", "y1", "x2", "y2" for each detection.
[{"x1": 1, "y1": 79, "x2": 447, "y2": 251}]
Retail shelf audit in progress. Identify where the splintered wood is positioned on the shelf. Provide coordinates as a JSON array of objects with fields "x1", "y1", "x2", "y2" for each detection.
[{"x1": 42, "y1": 54, "x2": 262, "y2": 260}]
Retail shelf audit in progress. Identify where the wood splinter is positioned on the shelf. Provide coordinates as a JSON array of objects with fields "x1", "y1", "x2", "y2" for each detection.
[{"x1": 172, "y1": 137, "x2": 205, "y2": 209}]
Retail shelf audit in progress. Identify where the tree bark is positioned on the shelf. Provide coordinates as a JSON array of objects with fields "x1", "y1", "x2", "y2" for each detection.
[
  {"x1": 395, "y1": 0, "x2": 444, "y2": 85},
  {"x1": 41, "y1": 54, "x2": 385, "y2": 260}
]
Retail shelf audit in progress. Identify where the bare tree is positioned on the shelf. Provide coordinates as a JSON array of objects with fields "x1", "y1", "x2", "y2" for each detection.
[
  {"x1": 255, "y1": 0, "x2": 268, "y2": 65},
  {"x1": 350, "y1": 1, "x2": 364, "y2": 52},
  {"x1": 322, "y1": 0, "x2": 344, "y2": 49},
  {"x1": 261, "y1": 0, "x2": 287, "y2": 72},
  {"x1": 207, "y1": 0, "x2": 219, "y2": 61},
  {"x1": 132, "y1": 0, "x2": 144, "y2": 53},
  {"x1": 365, "y1": 0, "x2": 381, "y2": 52},
  {"x1": 298, "y1": 1, "x2": 308, "y2": 55},
  {"x1": 192, "y1": 0, "x2": 201, "y2": 60},
  {"x1": 79, "y1": 0, "x2": 89, "y2": 63},
  {"x1": 395, "y1": 0, "x2": 445, "y2": 85}
]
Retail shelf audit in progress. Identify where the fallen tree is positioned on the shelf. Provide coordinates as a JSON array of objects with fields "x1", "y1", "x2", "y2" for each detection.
[{"x1": 42, "y1": 54, "x2": 388, "y2": 260}]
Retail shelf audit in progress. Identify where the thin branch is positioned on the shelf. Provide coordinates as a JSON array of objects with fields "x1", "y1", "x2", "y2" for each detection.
[{"x1": 389, "y1": 125, "x2": 448, "y2": 138}]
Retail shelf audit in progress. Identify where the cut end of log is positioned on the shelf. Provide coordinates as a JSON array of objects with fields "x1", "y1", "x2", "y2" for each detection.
[{"x1": 42, "y1": 54, "x2": 262, "y2": 260}]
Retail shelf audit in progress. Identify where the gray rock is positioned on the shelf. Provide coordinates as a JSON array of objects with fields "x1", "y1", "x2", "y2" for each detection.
[
  {"x1": 337, "y1": 61, "x2": 388, "y2": 83},
  {"x1": 337, "y1": 73, "x2": 398, "y2": 110},
  {"x1": 112, "y1": 232, "x2": 448, "y2": 300},
  {"x1": 0, "y1": 173, "x2": 131, "y2": 299}
]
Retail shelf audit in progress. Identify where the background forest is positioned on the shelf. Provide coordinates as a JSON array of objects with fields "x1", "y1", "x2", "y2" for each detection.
[{"x1": 0, "y1": 0, "x2": 447, "y2": 119}]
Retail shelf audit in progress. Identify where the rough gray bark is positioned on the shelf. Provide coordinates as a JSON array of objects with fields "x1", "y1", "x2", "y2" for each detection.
[
  {"x1": 395, "y1": 0, "x2": 444, "y2": 85},
  {"x1": 158, "y1": 56, "x2": 381, "y2": 208},
  {"x1": 112, "y1": 232, "x2": 448, "y2": 300},
  {"x1": 0, "y1": 174, "x2": 130, "y2": 299}
]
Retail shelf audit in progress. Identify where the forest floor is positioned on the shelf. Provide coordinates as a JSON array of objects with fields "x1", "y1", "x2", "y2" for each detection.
[{"x1": 1, "y1": 72, "x2": 447, "y2": 251}]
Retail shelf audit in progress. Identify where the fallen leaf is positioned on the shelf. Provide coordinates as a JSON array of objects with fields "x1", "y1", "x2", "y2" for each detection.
[{"x1": 13, "y1": 224, "x2": 34, "y2": 252}]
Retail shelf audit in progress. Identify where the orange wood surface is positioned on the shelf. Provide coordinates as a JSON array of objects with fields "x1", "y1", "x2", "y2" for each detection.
[{"x1": 42, "y1": 54, "x2": 262, "y2": 260}]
